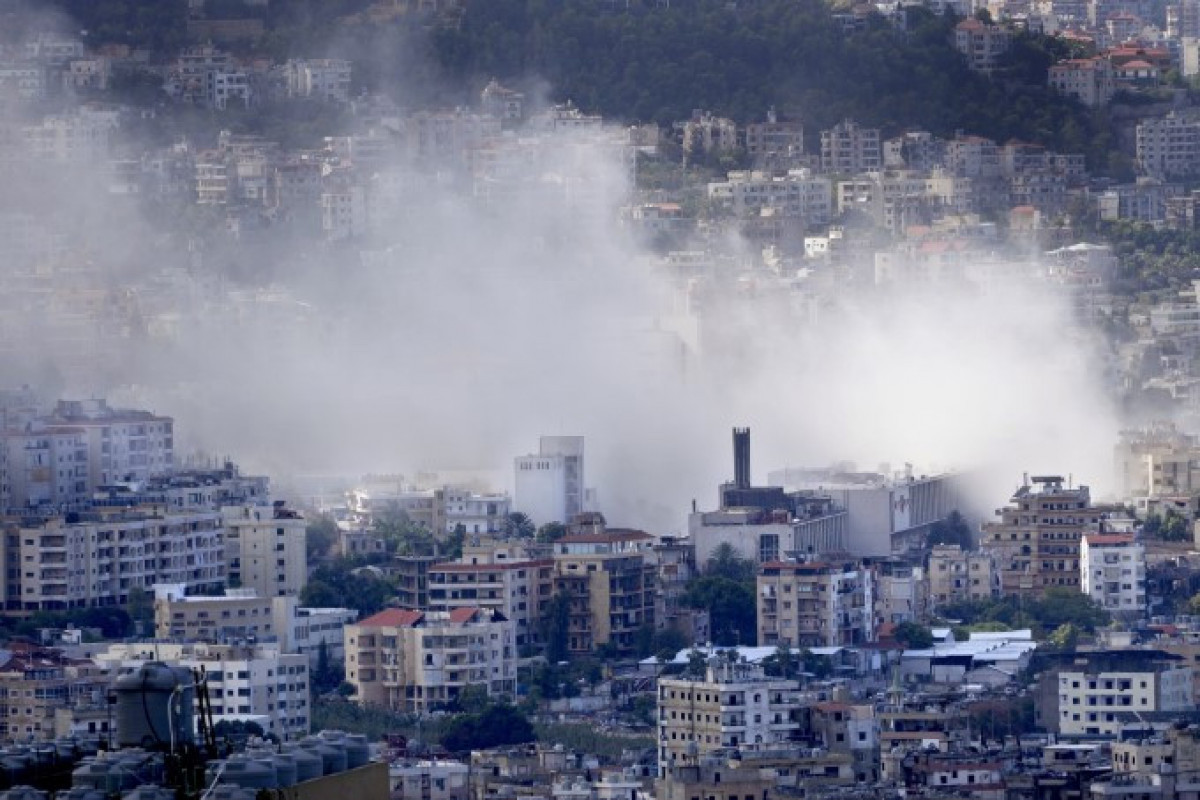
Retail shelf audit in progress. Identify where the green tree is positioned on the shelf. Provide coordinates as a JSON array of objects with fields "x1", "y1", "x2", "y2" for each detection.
[
  {"x1": 761, "y1": 645, "x2": 798, "y2": 679},
  {"x1": 540, "y1": 590, "x2": 571, "y2": 663},
  {"x1": 683, "y1": 576, "x2": 756, "y2": 646},
  {"x1": 893, "y1": 621, "x2": 934, "y2": 649},
  {"x1": 440, "y1": 704, "x2": 535, "y2": 752},
  {"x1": 536, "y1": 522, "x2": 568, "y2": 543},
  {"x1": 505, "y1": 512, "x2": 536, "y2": 538},
  {"x1": 704, "y1": 543, "x2": 756, "y2": 583},
  {"x1": 126, "y1": 587, "x2": 153, "y2": 635}
]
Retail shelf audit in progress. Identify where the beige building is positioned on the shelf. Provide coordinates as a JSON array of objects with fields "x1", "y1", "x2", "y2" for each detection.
[
  {"x1": 656, "y1": 660, "x2": 802, "y2": 776},
  {"x1": 0, "y1": 644, "x2": 109, "y2": 743},
  {"x1": 2, "y1": 505, "x2": 224, "y2": 612},
  {"x1": 152, "y1": 584, "x2": 356, "y2": 665},
  {"x1": 821, "y1": 119, "x2": 882, "y2": 174},
  {"x1": 427, "y1": 558, "x2": 553, "y2": 648},
  {"x1": 954, "y1": 18, "x2": 1011, "y2": 74},
  {"x1": 981, "y1": 476, "x2": 1108, "y2": 598},
  {"x1": 757, "y1": 559, "x2": 874, "y2": 648},
  {"x1": 222, "y1": 503, "x2": 307, "y2": 597},
  {"x1": 927, "y1": 545, "x2": 998, "y2": 609},
  {"x1": 552, "y1": 529, "x2": 656, "y2": 655},
  {"x1": 1049, "y1": 57, "x2": 1115, "y2": 107},
  {"x1": 345, "y1": 607, "x2": 516, "y2": 713}
]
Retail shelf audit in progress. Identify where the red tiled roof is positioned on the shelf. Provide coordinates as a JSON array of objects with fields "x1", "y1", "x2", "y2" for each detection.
[
  {"x1": 1085, "y1": 533, "x2": 1135, "y2": 545},
  {"x1": 357, "y1": 608, "x2": 424, "y2": 627},
  {"x1": 558, "y1": 530, "x2": 653, "y2": 544},
  {"x1": 814, "y1": 701, "x2": 852, "y2": 713},
  {"x1": 449, "y1": 607, "x2": 481, "y2": 624}
]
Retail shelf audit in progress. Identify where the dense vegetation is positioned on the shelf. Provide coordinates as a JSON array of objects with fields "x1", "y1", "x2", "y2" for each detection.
[
  {"x1": 938, "y1": 587, "x2": 1110, "y2": 636},
  {"x1": 44, "y1": 0, "x2": 1122, "y2": 170},
  {"x1": 433, "y1": 0, "x2": 1116, "y2": 167}
]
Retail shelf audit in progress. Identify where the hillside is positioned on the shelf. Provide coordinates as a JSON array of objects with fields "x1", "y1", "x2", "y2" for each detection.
[{"x1": 432, "y1": 0, "x2": 1117, "y2": 168}]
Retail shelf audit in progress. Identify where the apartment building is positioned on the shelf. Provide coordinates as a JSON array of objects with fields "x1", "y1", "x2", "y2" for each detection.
[
  {"x1": 954, "y1": 18, "x2": 1012, "y2": 73},
  {"x1": 1048, "y1": 57, "x2": 1115, "y2": 107},
  {"x1": 744, "y1": 112, "x2": 804, "y2": 164},
  {"x1": 50, "y1": 399, "x2": 174, "y2": 489},
  {"x1": 426, "y1": 558, "x2": 554, "y2": 647},
  {"x1": 869, "y1": 557, "x2": 927, "y2": 626},
  {"x1": 981, "y1": 475, "x2": 1108, "y2": 598},
  {"x1": 0, "y1": 643, "x2": 109, "y2": 743},
  {"x1": 344, "y1": 607, "x2": 516, "y2": 713},
  {"x1": 285, "y1": 59, "x2": 352, "y2": 102},
  {"x1": 927, "y1": 544, "x2": 999, "y2": 609},
  {"x1": 1052, "y1": 659, "x2": 1192, "y2": 737},
  {"x1": 1, "y1": 506, "x2": 224, "y2": 612},
  {"x1": 821, "y1": 120, "x2": 882, "y2": 174},
  {"x1": 152, "y1": 584, "x2": 357, "y2": 665},
  {"x1": 757, "y1": 559, "x2": 874, "y2": 648},
  {"x1": 1136, "y1": 113, "x2": 1200, "y2": 178},
  {"x1": 1080, "y1": 534, "x2": 1146, "y2": 617},
  {"x1": 1114, "y1": 422, "x2": 1200, "y2": 498},
  {"x1": 551, "y1": 529, "x2": 656, "y2": 655},
  {"x1": 222, "y1": 503, "x2": 307, "y2": 597},
  {"x1": 707, "y1": 170, "x2": 833, "y2": 222},
  {"x1": 97, "y1": 641, "x2": 310, "y2": 741},
  {"x1": 656, "y1": 660, "x2": 802, "y2": 776},
  {"x1": 514, "y1": 436, "x2": 587, "y2": 526},
  {"x1": 653, "y1": 536, "x2": 709, "y2": 644}
]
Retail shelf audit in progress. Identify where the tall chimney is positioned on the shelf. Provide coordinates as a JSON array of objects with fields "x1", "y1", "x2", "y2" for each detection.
[{"x1": 733, "y1": 427, "x2": 751, "y2": 489}]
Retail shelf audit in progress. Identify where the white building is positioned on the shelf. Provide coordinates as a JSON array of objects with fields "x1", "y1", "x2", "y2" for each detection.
[
  {"x1": 1055, "y1": 662, "x2": 1193, "y2": 737},
  {"x1": 1080, "y1": 534, "x2": 1146, "y2": 617},
  {"x1": 768, "y1": 468, "x2": 961, "y2": 557},
  {"x1": 657, "y1": 660, "x2": 802, "y2": 776},
  {"x1": 286, "y1": 59, "x2": 353, "y2": 102},
  {"x1": 390, "y1": 760, "x2": 469, "y2": 800},
  {"x1": 208, "y1": 70, "x2": 251, "y2": 110},
  {"x1": 222, "y1": 504, "x2": 307, "y2": 597},
  {"x1": 514, "y1": 436, "x2": 587, "y2": 526},
  {"x1": 707, "y1": 170, "x2": 833, "y2": 222},
  {"x1": 96, "y1": 641, "x2": 310, "y2": 741},
  {"x1": 320, "y1": 184, "x2": 367, "y2": 241},
  {"x1": 1137, "y1": 113, "x2": 1200, "y2": 178},
  {"x1": 49, "y1": 399, "x2": 175, "y2": 489}
]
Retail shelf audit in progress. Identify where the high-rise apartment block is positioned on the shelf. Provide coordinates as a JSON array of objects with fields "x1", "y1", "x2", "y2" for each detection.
[
  {"x1": 927, "y1": 544, "x2": 999, "y2": 609},
  {"x1": 657, "y1": 660, "x2": 802, "y2": 776},
  {"x1": 514, "y1": 435, "x2": 586, "y2": 525},
  {"x1": 222, "y1": 503, "x2": 307, "y2": 597},
  {"x1": 1080, "y1": 533, "x2": 1146, "y2": 616},
  {"x1": 981, "y1": 476, "x2": 1107, "y2": 598},
  {"x1": 757, "y1": 559, "x2": 874, "y2": 648},
  {"x1": 552, "y1": 527, "x2": 656, "y2": 655},
  {"x1": 345, "y1": 607, "x2": 517, "y2": 713}
]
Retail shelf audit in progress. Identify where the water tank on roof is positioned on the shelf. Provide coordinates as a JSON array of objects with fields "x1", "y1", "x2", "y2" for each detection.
[
  {"x1": 121, "y1": 786, "x2": 175, "y2": 800},
  {"x1": 283, "y1": 747, "x2": 322, "y2": 783},
  {"x1": 217, "y1": 757, "x2": 276, "y2": 791},
  {"x1": 114, "y1": 664, "x2": 194, "y2": 750},
  {"x1": 0, "y1": 786, "x2": 47, "y2": 800},
  {"x1": 298, "y1": 737, "x2": 346, "y2": 776},
  {"x1": 341, "y1": 735, "x2": 369, "y2": 769}
]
